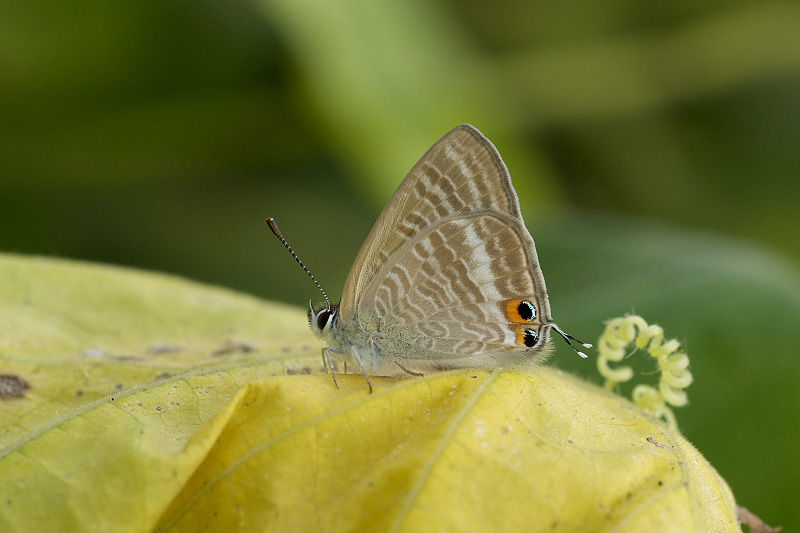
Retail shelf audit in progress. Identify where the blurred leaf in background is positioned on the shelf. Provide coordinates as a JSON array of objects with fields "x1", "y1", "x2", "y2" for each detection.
[{"x1": 1, "y1": 0, "x2": 798, "y2": 529}]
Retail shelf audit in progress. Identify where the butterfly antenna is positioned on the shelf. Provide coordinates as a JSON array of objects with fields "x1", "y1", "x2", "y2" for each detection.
[
  {"x1": 551, "y1": 324, "x2": 592, "y2": 359},
  {"x1": 266, "y1": 217, "x2": 332, "y2": 309}
]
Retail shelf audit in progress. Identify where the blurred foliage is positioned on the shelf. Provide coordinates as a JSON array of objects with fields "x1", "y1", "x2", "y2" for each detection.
[{"x1": 1, "y1": 0, "x2": 798, "y2": 529}]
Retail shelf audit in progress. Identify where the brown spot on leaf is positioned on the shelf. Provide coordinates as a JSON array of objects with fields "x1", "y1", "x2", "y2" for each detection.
[
  {"x1": 287, "y1": 367, "x2": 315, "y2": 376},
  {"x1": 0, "y1": 375, "x2": 30, "y2": 400},
  {"x1": 113, "y1": 355, "x2": 141, "y2": 362},
  {"x1": 148, "y1": 343, "x2": 183, "y2": 354},
  {"x1": 212, "y1": 340, "x2": 256, "y2": 356}
]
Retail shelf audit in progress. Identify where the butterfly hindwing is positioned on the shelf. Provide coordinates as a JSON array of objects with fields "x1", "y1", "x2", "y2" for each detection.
[{"x1": 357, "y1": 212, "x2": 552, "y2": 372}]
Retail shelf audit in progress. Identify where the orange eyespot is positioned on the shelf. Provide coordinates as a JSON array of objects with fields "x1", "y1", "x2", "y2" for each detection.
[
  {"x1": 514, "y1": 325, "x2": 539, "y2": 348},
  {"x1": 505, "y1": 298, "x2": 538, "y2": 323}
]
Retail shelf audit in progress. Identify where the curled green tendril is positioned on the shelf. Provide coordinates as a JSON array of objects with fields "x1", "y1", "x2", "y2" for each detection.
[{"x1": 597, "y1": 315, "x2": 693, "y2": 428}]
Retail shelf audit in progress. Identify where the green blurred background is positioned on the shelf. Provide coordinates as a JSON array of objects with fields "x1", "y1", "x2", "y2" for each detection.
[{"x1": 2, "y1": 0, "x2": 798, "y2": 528}]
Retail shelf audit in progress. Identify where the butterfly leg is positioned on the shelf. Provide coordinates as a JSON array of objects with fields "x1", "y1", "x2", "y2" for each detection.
[
  {"x1": 394, "y1": 361, "x2": 424, "y2": 377},
  {"x1": 350, "y1": 346, "x2": 373, "y2": 394},
  {"x1": 322, "y1": 348, "x2": 340, "y2": 389},
  {"x1": 361, "y1": 370, "x2": 373, "y2": 394}
]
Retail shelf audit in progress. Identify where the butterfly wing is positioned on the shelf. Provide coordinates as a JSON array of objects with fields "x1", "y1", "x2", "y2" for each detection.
[
  {"x1": 339, "y1": 124, "x2": 553, "y2": 371},
  {"x1": 341, "y1": 124, "x2": 543, "y2": 313},
  {"x1": 365, "y1": 212, "x2": 554, "y2": 372}
]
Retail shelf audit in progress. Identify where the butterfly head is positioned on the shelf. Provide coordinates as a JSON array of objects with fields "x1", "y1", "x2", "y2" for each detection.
[
  {"x1": 266, "y1": 217, "x2": 339, "y2": 339},
  {"x1": 308, "y1": 300, "x2": 339, "y2": 338}
]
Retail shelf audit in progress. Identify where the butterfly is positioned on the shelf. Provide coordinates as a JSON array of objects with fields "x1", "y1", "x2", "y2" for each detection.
[{"x1": 268, "y1": 124, "x2": 589, "y2": 392}]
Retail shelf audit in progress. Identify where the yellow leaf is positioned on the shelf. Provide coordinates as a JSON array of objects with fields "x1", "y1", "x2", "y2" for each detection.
[
  {"x1": 0, "y1": 254, "x2": 741, "y2": 532},
  {"x1": 0, "y1": 254, "x2": 321, "y2": 531},
  {"x1": 155, "y1": 371, "x2": 741, "y2": 532}
]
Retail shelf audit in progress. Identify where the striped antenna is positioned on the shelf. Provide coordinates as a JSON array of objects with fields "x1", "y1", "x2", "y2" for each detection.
[{"x1": 266, "y1": 217, "x2": 332, "y2": 309}]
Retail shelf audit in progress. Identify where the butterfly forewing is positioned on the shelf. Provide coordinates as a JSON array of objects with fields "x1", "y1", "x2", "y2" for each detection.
[{"x1": 339, "y1": 125, "x2": 532, "y2": 318}]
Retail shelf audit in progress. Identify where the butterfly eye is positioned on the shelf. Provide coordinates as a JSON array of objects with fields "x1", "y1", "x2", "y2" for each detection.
[
  {"x1": 316, "y1": 309, "x2": 331, "y2": 331},
  {"x1": 522, "y1": 328, "x2": 538, "y2": 347}
]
